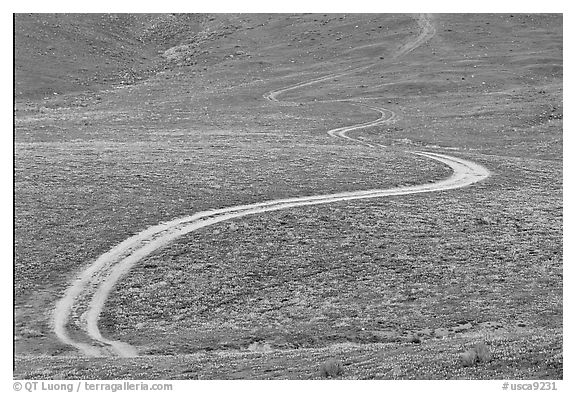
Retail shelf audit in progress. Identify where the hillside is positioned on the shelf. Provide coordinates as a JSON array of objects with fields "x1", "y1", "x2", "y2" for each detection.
[
  {"x1": 14, "y1": 13, "x2": 207, "y2": 98},
  {"x1": 14, "y1": 13, "x2": 562, "y2": 379}
]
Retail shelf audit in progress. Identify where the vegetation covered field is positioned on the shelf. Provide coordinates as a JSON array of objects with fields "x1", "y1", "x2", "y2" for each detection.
[{"x1": 14, "y1": 13, "x2": 562, "y2": 379}]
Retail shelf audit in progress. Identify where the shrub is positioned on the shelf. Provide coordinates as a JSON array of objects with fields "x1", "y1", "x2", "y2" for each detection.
[
  {"x1": 19, "y1": 327, "x2": 44, "y2": 338},
  {"x1": 407, "y1": 334, "x2": 421, "y2": 344},
  {"x1": 460, "y1": 349, "x2": 478, "y2": 367},
  {"x1": 248, "y1": 341, "x2": 272, "y2": 352},
  {"x1": 460, "y1": 341, "x2": 491, "y2": 366},
  {"x1": 320, "y1": 359, "x2": 343, "y2": 378},
  {"x1": 474, "y1": 342, "x2": 491, "y2": 362}
]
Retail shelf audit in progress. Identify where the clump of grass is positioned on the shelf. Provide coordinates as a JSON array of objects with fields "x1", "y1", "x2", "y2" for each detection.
[
  {"x1": 460, "y1": 342, "x2": 491, "y2": 367},
  {"x1": 407, "y1": 333, "x2": 421, "y2": 344},
  {"x1": 460, "y1": 349, "x2": 478, "y2": 366},
  {"x1": 320, "y1": 358, "x2": 343, "y2": 378},
  {"x1": 474, "y1": 342, "x2": 491, "y2": 362},
  {"x1": 248, "y1": 341, "x2": 272, "y2": 352},
  {"x1": 19, "y1": 327, "x2": 44, "y2": 338}
]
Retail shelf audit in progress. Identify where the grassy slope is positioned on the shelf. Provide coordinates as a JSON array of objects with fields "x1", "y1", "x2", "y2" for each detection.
[
  {"x1": 14, "y1": 13, "x2": 205, "y2": 99},
  {"x1": 14, "y1": 13, "x2": 562, "y2": 379}
]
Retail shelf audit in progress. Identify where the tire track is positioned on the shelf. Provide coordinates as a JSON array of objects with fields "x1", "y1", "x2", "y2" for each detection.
[
  {"x1": 53, "y1": 14, "x2": 490, "y2": 357},
  {"x1": 394, "y1": 13, "x2": 436, "y2": 58}
]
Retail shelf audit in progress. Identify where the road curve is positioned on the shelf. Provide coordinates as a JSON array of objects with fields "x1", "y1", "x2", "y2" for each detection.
[
  {"x1": 394, "y1": 14, "x2": 436, "y2": 58},
  {"x1": 54, "y1": 150, "x2": 489, "y2": 357},
  {"x1": 52, "y1": 14, "x2": 490, "y2": 357}
]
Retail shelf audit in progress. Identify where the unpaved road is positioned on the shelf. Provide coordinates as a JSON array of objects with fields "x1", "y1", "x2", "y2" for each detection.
[
  {"x1": 394, "y1": 13, "x2": 436, "y2": 58},
  {"x1": 53, "y1": 14, "x2": 490, "y2": 357}
]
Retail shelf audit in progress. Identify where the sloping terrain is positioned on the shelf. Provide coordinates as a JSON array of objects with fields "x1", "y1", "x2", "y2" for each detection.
[
  {"x1": 14, "y1": 13, "x2": 206, "y2": 98},
  {"x1": 14, "y1": 13, "x2": 562, "y2": 379}
]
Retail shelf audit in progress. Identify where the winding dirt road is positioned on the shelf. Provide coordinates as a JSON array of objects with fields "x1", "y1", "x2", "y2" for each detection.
[{"x1": 52, "y1": 14, "x2": 490, "y2": 357}]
